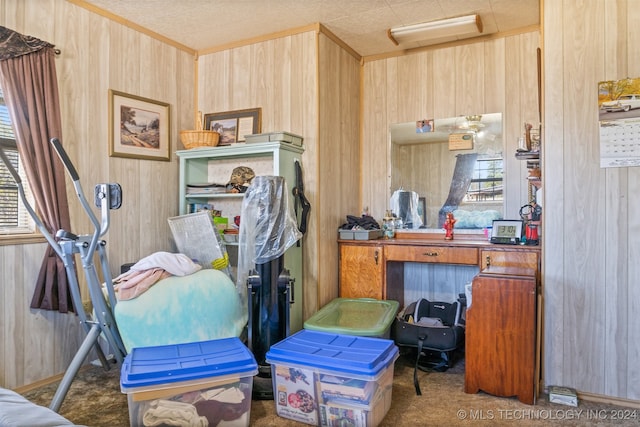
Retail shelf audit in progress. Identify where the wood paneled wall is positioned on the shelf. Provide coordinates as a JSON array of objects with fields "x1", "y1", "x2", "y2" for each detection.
[
  {"x1": 543, "y1": 0, "x2": 640, "y2": 401},
  {"x1": 1, "y1": 0, "x2": 194, "y2": 389},
  {"x1": 4, "y1": 0, "x2": 637, "y2": 406},
  {"x1": 197, "y1": 31, "x2": 360, "y2": 320},
  {"x1": 361, "y1": 32, "x2": 540, "y2": 222}
]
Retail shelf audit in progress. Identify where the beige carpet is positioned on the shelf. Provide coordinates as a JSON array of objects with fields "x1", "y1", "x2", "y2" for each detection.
[{"x1": 21, "y1": 350, "x2": 639, "y2": 427}]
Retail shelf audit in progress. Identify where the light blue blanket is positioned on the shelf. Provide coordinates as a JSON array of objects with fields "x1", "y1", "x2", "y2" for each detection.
[{"x1": 114, "y1": 269, "x2": 247, "y2": 352}]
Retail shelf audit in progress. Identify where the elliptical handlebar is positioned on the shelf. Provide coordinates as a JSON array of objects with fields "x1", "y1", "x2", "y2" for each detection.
[
  {"x1": 51, "y1": 138, "x2": 106, "y2": 257},
  {"x1": 50, "y1": 138, "x2": 103, "y2": 257},
  {"x1": 0, "y1": 144, "x2": 22, "y2": 184},
  {"x1": 50, "y1": 138, "x2": 80, "y2": 182},
  {"x1": 51, "y1": 138, "x2": 120, "y2": 239}
]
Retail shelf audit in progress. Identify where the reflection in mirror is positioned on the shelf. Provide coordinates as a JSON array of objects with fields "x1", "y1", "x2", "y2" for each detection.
[{"x1": 390, "y1": 113, "x2": 503, "y2": 230}]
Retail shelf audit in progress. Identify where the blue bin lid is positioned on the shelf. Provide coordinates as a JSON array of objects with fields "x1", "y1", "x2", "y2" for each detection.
[
  {"x1": 266, "y1": 330, "x2": 398, "y2": 379},
  {"x1": 120, "y1": 337, "x2": 257, "y2": 389}
]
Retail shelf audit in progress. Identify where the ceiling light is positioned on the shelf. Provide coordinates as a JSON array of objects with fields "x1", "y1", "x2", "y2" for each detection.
[{"x1": 388, "y1": 14, "x2": 483, "y2": 46}]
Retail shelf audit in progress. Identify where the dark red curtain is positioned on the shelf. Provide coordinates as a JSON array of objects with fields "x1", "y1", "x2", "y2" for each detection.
[{"x1": 0, "y1": 26, "x2": 73, "y2": 312}]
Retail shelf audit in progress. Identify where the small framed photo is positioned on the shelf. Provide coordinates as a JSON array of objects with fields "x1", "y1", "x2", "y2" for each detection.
[
  {"x1": 416, "y1": 119, "x2": 434, "y2": 133},
  {"x1": 109, "y1": 90, "x2": 171, "y2": 161},
  {"x1": 203, "y1": 108, "x2": 262, "y2": 145}
]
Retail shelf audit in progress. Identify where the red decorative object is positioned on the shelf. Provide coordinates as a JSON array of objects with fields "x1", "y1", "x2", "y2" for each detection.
[{"x1": 444, "y1": 212, "x2": 456, "y2": 240}]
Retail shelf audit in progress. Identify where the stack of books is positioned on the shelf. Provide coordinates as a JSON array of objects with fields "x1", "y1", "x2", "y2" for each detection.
[{"x1": 186, "y1": 182, "x2": 227, "y2": 195}]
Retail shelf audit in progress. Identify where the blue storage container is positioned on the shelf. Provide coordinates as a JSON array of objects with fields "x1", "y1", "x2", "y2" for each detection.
[
  {"x1": 266, "y1": 330, "x2": 398, "y2": 426},
  {"x1": 121, "y1": 337, "x2": 257, "y2": 427}
]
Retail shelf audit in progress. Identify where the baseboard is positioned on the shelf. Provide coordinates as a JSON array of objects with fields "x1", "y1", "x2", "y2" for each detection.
[
  {"x1": 541, "y1": 384, "x2": 640, "y2": 409},
  {"x1": 12, "y1": 365, "x2": 92, "y2": 395},
  {"x1": 577, "y1": 391, "x2": 640, "y2": 409}
]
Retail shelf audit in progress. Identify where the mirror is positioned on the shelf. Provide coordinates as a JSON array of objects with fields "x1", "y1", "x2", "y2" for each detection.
[{"x1": 390, "y1": 113, "x2": 504, "y2": 230}]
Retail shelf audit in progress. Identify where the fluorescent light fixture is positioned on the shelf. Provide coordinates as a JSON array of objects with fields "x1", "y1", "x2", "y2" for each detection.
[{"x1": 388, "y1": 14, "x2": 483, "y2": 46}]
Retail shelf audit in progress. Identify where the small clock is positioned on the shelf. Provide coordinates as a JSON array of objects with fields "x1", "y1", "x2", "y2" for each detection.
[{"x1": 490, "y1": 220, "x2": 523, "y2": 244}]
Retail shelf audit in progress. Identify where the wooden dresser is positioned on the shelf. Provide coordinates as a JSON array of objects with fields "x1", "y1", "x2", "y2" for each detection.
[
  {"x1": 464, "y1": 266, "x2": 538, "y2": 404},
  {"x1": 338, "y1": 233, "x2": 541, "y2": 404}
]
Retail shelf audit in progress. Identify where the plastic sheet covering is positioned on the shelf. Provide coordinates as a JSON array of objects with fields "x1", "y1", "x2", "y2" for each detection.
[
  {"x1": 236, "y1": 176, "x2": 302, "y2": 308},
  {"x1": 390, "y1": 189, "x2": 423, "y2": 229}
]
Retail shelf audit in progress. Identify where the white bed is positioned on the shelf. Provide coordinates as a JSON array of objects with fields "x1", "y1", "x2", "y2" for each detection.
[{"x1": 0, "y1": 387, "x2": 85, "y2": 427}]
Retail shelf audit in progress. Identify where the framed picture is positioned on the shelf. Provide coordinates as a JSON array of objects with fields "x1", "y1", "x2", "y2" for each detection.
[
  {"x1": 203, "y1": 108, "x2": 261, "y2": 145},
  {"x1": 416, "y1": 119, "x2": 434, "y2": 133},
  {"x1": 109, "y1": 90, "x2": 171, "y2": 161},
  {"x1": 417, "y1": 197, "x2": 426, "y2": 227}
]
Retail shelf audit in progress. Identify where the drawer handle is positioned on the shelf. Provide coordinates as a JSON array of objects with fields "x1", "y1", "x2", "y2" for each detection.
[
  {"x1": 374, "y1": 250, "x2": 379, "y2": 265},
  {"x1": 424, "y1": 251, "x2": 439, "y2": 256}
]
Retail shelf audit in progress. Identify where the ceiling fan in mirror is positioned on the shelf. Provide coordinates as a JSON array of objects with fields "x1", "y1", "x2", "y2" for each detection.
[{"x1": 460, "y1": 115, "x2": 485, "y2": 133}]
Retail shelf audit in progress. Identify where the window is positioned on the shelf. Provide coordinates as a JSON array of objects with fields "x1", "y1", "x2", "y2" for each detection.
[
  {"x1": 464, "y1": 156, "x2": 504, "y2": 202},
  {"x1": 0, "y1": 88, "x2": 36, "y2": 235}
]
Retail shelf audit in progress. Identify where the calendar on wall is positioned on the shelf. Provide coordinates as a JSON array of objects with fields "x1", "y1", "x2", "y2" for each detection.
[
  {"x1": 599, "y1": 119, "x2": 640, "y2": 167},
  {"x1": 598, "y1": 77, "x2": 640, "y2": 168}
]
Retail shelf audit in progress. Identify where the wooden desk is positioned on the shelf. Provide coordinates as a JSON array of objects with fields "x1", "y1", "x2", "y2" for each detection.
[
  {"x1": 338, "y1": 235, "x2": 540, "y2": 307},
  {"x1": 338, "y1": 235, "x2": 541, "y2": 404}
]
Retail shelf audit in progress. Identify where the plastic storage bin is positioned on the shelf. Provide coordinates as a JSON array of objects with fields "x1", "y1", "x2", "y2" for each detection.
[
  {"x1": 304, "y1": 298, "x2": 399, "y2": 339},
  {"x1": 120, "y1": 337, "x2": 257, "y2": 427},
  {"x1": 338, "y1": 229, "x2": 383, "y2": 240},
  {"x1": 266, "y1": 330, "x2": 399, "y2": 426}
]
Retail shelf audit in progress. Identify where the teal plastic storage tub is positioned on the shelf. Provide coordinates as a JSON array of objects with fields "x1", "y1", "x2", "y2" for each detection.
[
  {"x1": 304, "y1": 298, "x2": 399, "y2": 338},
  {"x1": 266, "y1": 330, "x2": 399, "y2": 426},
  {"x1": 120, "y1": 337, "x2": 257, "y2": 427}
]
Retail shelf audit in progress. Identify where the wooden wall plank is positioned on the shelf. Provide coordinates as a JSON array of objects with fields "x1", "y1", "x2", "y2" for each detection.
[
  {"x1": 361, "y1": 60, "x2": 388, "y2": 218},
  {"x1": 483, "y1": 38, "x2": 505, "y2": 117},
  {"x1": 602, "y1": 0, "x2": 629, "y2": 399},
  {"x1": 455, "y1": 43, "x2": 484, "y2": 114},
  {"x1": 292, "y1": 32, "x2": 319, "y2": 319},
  {"x1": 560, "y1": 0, "x2": 607, "y2": 394},
  {"x1": 541, "y1": 0, "x2": 565, "y2": 389},
  {"x1": 317, "y1": 34, "x2": 360, "y2": 308},
  {"x1": 623, "y1": 0, "x2": 640, "y2": 402}
]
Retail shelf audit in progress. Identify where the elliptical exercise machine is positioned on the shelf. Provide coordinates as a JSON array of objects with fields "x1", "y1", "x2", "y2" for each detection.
[{"x1": 0, "y1": 138, "x2": 126, "y2": 412}]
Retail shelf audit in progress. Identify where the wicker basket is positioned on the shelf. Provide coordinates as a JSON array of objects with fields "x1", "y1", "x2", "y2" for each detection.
[{"x1": 180, "y1": 130, "x2": 220, "y2": 149}]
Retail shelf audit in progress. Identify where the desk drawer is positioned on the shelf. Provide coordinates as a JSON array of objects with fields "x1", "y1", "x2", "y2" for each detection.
[{"x1": 386, "y1": 245, "x2": 478, "y2": 265}]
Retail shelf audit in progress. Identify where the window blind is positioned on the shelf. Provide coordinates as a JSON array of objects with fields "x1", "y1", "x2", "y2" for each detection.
[{"x1": 0, "y1": 88, "x2": 36, "y2": 234}]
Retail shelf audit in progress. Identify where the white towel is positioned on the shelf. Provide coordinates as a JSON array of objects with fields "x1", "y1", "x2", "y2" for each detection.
[
  {"x1": 130, "y1": 251, "x2": 202, "y2": 276},
  {"x1": 142, "y1": 399, "x2": 207, "y2": 427}
]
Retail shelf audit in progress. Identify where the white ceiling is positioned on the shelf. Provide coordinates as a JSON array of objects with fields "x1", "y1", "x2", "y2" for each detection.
[{"x1": 79, "y1": 0, "x2": 540, "y2": 57}]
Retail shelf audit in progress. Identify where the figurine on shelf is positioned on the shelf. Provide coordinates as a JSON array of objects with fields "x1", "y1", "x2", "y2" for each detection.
[
  {"x1": 444, "y1": 212, "x2": 456, "y2": 240},
  {"x1": 524, "y1": 122, "x2": 533, "y2": 151}
]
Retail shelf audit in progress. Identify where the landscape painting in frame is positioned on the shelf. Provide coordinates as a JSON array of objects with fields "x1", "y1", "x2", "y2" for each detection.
[
  {"x1": 203, "y1": 108, "x2": 261, "y2": 145},
  {"x1": 109, "y1": 90, "x2": 171, "y2": 161}
]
